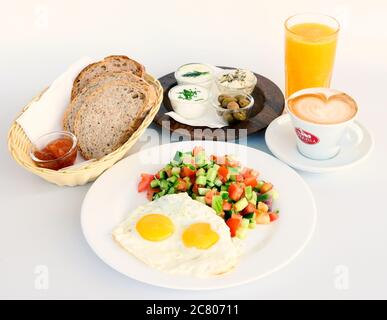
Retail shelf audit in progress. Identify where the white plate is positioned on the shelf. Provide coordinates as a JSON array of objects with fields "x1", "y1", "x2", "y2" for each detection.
[
  {"x1": 81, "y1": 141, "x2": 316, "y2": 290},
  {"x1": 265, "y1": 114, "x2": 374, "y2": 173}
]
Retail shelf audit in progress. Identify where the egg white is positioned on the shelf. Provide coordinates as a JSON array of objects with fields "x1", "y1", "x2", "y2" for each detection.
[{"x1": 112, "y1": 193, "x2": 240, "y2": 277}]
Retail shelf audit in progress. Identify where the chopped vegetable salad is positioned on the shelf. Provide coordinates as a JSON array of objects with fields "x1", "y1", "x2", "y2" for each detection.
[{"x1": 138, "y1": 147, "x2": 279, "y2": 238}]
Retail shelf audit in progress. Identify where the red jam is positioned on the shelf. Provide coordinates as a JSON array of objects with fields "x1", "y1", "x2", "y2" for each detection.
[{"x1": 33, "y1": 138, "x2": 77, "y2": 170}]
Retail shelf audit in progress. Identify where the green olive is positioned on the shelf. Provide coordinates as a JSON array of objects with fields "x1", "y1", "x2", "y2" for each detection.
[
  {"x1": 235, "y1": 95, "x2": 246, "y2": 102},
  {"x1": 227, "y1": 101, "x2": 240, "y2": 110},
  {"x1": 223, "y1": 112, "x2": 235, "y2": 124},
  {"x1": 233, "y1": 110, "x2": 248, "y2": 121},
  {"x1": 239, "y1": 98, "x2": 251, "y2": 108},
  {"x1": 221, "y1": 97, "x2": 237, "y2": 108},
  {"x1": 218, "y1": 94, "x2": 232, "y2": 104}
]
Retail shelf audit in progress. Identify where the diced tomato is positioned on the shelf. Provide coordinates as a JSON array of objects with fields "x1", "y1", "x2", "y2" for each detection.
[
  {"x1": 241, "y1": 167, "x2": 249, "y2": 178},
  {"x1": 218, "y1": 166, "x2": 229, "y2": 182},
  {"x1": 193, "y1": 146, "x2": 204, "y2": 156},
  {"x1": 236, "y1": 174, "x2": 244, "y2": 182},
  {"x1": 155, "y1": 172, "x2": 161, "y2": 179},
  {"x1": 180, "y1": 166, "x2": 196, "y2": 178},
  {"x1": 214, "y1": 155, "x2": 226, "y2": 165},
  {"x1": 138, "y1": 174, "x2": 154, "y2": 192},
  {"x1": 147, "y1": 188, "x2": 160, "y2": 201},
  {"x1": 242, "y1": 168, "x2": 259, "y2": 178},
  {"x1": 242, "y1": 203, "x2": 256, "y2": 215},
  {"x1": 205, "y1": 190, "x2": 214, "y2": 205},
  {"x1": 222, "y1": 201, "x2": 232, "y2": 211},
  {"x1": 192, "y1": 183, "x2": 200, "y2": 194},
  {"x1": 250, "y1": 169, "x2": 259, "y2": 177},
  {"x1": 228, "y1": 183, "x2": 244, "y2": 201},
  {"x1": 269, "y1": 212, "x2": 279, "y2": 222},
  {"x1": 226, "y1": 158, "x2": 240, "y2": 168},
  {"x1": 244, "y1": 176, "x2": 258, "y2": 187},
  {"x1": 176, "y1": 178, "x2": 187, "y2": 192},
  {"x1": 226, "y1": 215, "x2": 242, "y2": 237}
]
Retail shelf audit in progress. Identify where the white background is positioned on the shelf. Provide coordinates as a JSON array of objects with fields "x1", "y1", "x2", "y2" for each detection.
[{"x1": 1, "y1": 0, "x2": 387, "y2": 299}]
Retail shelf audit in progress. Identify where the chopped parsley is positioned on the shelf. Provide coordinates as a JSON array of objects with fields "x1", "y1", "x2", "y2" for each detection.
[{"x1": 178, "y1": 89, "x2": 202, "y2": 101}]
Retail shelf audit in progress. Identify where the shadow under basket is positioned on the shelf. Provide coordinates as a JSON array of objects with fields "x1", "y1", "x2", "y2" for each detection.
[{"x1": 7, "y1": 73, "x2": 163, "y2": 186}]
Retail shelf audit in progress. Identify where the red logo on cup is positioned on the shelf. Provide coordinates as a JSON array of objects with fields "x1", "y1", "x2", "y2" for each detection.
[{"x1": 295, "y1": 128, "x2": 320, "y2": 145}]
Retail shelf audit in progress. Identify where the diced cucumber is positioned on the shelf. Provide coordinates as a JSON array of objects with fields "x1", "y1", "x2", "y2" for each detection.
[
  {"x1": 212, "y1": 195, "x2": 223, "y2": 214},
  {"x1": 198, "y1": 188, "x2": 211, "y2": 196},
  {"x1": 160, "y1": 180, "x2": 170, "y2": 191},
  {"x1": 207, "y1": 182, "x2": 215, "y2": 188},
  {"x1": 195, "y1": 152, "x2": 206, "y2": 167},
  {"x1": 256, "y1": 193, "x2": 269, "y2": 202},
  {"x1": 183, "y1": 177, "x2": 192, "y2": 189},
  {"x1": 167, "y1": 187, "x2": 176, "y2": 194},
  {"x1": 236, "y1": 228, "x2": 247, "y2": 239},
  {"x1": 234, "y1": 197, "x2": 248, "y2": 212},
  {"x1": 191, "y1": 193, "x2": 197, "y2": 200},
  {"x1": 224, "y1": 211, "x2": 232, "y2": 221},
  {"x1": 249, "y1": 191, "x2": 257, "y2": 206},
  {"x1": 249, "y1": 221, "x2": 256, "y2": 229},
  {"x1": 214, "y1": 178, "x2": 223, "y2": 187},
  {"x1": 243, "y1": 213, "x2": 254, "y2": 220},
  {"x1": 167, "y1": 176, "x2": 177, "y2": 183},
  {"x1": 255, "y1": 180, "x2": 265, "y2": 192},
  {"x1": 220, "y1": 185, "x2": 228, "y2": 192},
  {"x1": 182, "y1": 154, "x2": 193, "y2": 165},
  {"x1": 206, "y1": 167, "x2": 217, "y2": 183},
  {"x1": 241, "y1": 218, "x2": 250, "y2": 228},
  {"x1": 196, "y1": 196, "x2": 206, "y2": 204},
  {"x1": 228, "y1": 166, "x2": 240, "y2": 175},
  {"x1": 220, "y1": 191, "x2": 229, "y2": 200},
  {"x1": 171, "y1": 167, "x2": 181, "y2": 176},
  {"x1": 159, "y1": 170, "x2": 168, "y2": 180},
  {"x1": 245, "y1": 186, "x2": 253, "y2": 200},
  {"x1": 195, "y1": 175, "x2": 207, "y2": 185},
  {"x1": 265, "y1": 189, "x2": 279, "y2": 200},
  {"x1": 172, "y1": 151, "x2": 183, "y2": 165},
  {"x1": 157, "y1": 190, "x2": 167, "y2": 197},
  {"x1": 150, "y1": 179, "x2": 160, "y2": 188},
  {"x1": 229, "y1": 175, "x2": 237, "y2": 182},
  {"x1": 196, "y1": 168, "x2": 206, "y2": 176}
]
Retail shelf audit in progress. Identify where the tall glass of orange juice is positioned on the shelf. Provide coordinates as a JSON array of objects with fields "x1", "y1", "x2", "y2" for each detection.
[{"x1": 285, "y1": 13, "x2": 340, "y2": 97}]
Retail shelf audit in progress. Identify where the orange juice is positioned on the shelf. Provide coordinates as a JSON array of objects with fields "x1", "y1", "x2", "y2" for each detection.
[{"x1": 285, "y1": 15, "x2": 339, "y2": 97}]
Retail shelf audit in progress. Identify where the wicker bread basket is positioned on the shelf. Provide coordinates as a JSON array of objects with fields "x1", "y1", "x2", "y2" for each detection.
[{"x1": 8, "y1": 73, "x2": 163, "y2": 186}]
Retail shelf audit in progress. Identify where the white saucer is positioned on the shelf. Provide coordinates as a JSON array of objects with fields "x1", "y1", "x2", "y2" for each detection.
[{"x1": 265, "y1": 114, "x2": 374, "y2": 173}]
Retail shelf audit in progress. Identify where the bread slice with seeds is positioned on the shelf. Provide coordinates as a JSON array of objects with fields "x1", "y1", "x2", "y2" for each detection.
[
  {"x1": 71, "y1": 55, "x2": 145, "y2": 100},
  {"x1": 73, "y1": 81, "x2": 149, "y2": 160}
]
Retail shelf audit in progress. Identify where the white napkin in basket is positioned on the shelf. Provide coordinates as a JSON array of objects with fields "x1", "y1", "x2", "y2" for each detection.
[
  {"x1": 16, "y1": 56, "x2": 99, "y2": 165},
  {"x1": 17, "y1": 56, "x2": 95, "y2": 141}
]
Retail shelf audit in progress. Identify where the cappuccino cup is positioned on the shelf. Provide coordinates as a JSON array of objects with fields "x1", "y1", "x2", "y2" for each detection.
[{"x1": 286, "y1": 88, "x2": 362, "y2": 160}]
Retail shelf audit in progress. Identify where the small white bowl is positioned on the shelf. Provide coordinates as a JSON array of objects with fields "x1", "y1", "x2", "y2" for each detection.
[
  {"x1": 168, "y1": 85, "x2": 210, "y2": 119},
  {"x1": 174, "y1": 63, "x2": 214, "y2": 90}
]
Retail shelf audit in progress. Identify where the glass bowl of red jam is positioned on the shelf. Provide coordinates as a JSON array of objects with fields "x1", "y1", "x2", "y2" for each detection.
[{"x1": 30, "y1": 131, "x2": 78, "y2": 170}]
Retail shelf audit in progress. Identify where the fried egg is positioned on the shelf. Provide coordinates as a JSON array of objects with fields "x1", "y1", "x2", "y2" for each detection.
[{"x1": 112, "y1": 193, "x2": 239, "y2": 277}]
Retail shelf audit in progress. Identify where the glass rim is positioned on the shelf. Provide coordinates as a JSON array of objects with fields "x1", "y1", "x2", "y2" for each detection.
[
  {"x1": 285, "y1": 13, "x2": 340, "y2": 38},
  {"x1": 29, "y1": 131, "x2": 77, "y2": 163}
]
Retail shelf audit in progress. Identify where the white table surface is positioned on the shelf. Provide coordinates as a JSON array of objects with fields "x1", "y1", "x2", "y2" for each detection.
[{"x1": 1, "y1": 0, "x2": 387, "y2": 299}]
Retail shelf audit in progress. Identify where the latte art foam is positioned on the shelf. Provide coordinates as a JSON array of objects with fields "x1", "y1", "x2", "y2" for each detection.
[{"x1": 288, "y1": 91, "x2": 357, "y2": 125}]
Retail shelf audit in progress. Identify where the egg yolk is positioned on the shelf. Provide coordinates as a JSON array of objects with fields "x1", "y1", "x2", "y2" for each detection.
[
  {"x1": 182, "y1": 223, "x2": 219, "y2": 249},
  {"x1": 136, "y1": 214, "x2": 174, "y2": 241}
]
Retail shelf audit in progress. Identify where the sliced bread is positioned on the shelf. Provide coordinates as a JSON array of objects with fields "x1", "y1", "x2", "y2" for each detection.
[
  {"x1": 73, "y1": 81, "x2": 149, "y2": 160},
  {"x1": 71, "y1": 55, "x2": 145, "y2": 100},
  {"x1": 64, "y1": 71, "x2": 156, "y2": 133}
]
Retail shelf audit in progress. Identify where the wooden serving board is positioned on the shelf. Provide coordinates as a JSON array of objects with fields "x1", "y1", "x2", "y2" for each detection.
[{"x1": 154, "y1": 67, "x2": 285, "y2": 140}]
